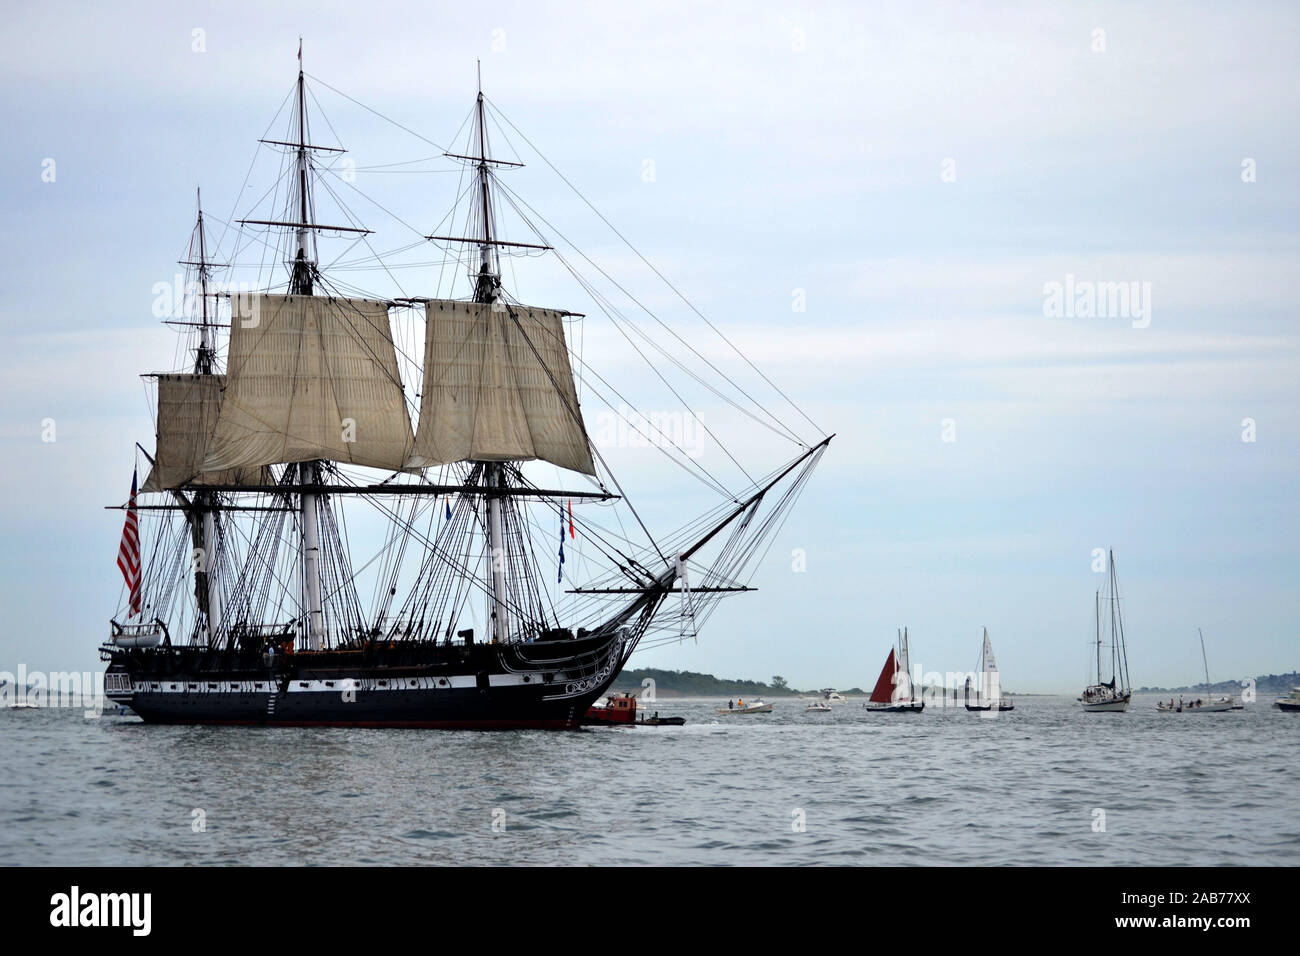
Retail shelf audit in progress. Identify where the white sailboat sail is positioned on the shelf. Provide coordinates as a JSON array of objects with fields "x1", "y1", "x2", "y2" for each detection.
[{"x1": 979, "y1": 628, "x2": 1000, "y2": 701}]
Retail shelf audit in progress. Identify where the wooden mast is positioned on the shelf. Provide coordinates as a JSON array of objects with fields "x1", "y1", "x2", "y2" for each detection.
[
  {"x1": 469, "y1": 64, "x2": 510, "y2": 644},
  {"x1": 193, "y1": 191, "x2": 220, "y2": 644}
]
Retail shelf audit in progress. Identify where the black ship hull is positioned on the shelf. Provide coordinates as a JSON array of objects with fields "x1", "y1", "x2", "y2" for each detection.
[{"x1": 101, "y1": 630, "x2": 629, "y2": 730}]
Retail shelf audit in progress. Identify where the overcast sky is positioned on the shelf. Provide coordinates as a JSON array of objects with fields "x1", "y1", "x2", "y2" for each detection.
[{"x1": 1, "y1": 1, "x2": 1297, "y2": 693}]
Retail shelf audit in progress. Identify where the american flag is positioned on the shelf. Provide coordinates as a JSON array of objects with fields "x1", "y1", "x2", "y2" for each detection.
[{"x1": 117, "y1": 468, "x2": 142, "y2": 617}]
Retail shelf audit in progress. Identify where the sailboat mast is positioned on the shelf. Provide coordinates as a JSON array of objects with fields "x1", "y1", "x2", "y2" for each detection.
[
  {"x1": 471, "y1": 66, "x2": 509, "y2": 644},
  {"x1": 1198, "y1": 628, "x2": 1211, "y2": 696},
  {"x1": 1095, "y1": 588, "x2": 1101, "y2": 683},
  {"x1": 1111, "y1": 550, "x2": 1130, "y2": 692},
  {"x1": 1109, "y1": 561, "x2": 1119, "y2": 683}
]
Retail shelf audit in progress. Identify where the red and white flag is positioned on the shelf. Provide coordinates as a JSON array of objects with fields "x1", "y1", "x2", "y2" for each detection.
[{"x1": 117, "y1": 468, "x2": 142, "y2": 617}]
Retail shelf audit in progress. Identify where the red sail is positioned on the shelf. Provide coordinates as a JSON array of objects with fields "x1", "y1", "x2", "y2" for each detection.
[{"x1": 869, "y1": 648, "x2": 897, "y2": 703}]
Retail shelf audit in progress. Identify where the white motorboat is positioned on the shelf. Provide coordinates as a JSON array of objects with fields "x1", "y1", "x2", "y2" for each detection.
[
  {"x1": 718, "y1": 699, "x2": 774, "y2": 714},
  {"x1": 1274, "y1": 688, "x2": 1300, "y2": 712},
  {"x1": 805, "y1": 700, "x2": 832, "y2": 712},
  {"x1": 1157, "y1": 696, "x2": 1233, "y2": 713}
]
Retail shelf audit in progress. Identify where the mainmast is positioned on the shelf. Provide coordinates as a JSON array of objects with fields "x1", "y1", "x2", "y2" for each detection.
[
  {"x1": 235, "y1": 43, "x2": 373, "y2": 651},
  {"x1": 291, "y1": 49, "x2": 324, "y2": 651},
  {"x1": 470, "y1": 67, "x2": 509, "y2": 644}
]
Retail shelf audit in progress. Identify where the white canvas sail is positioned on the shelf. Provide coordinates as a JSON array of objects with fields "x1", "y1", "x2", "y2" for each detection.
[
  {"x1": 142, "y1": 373, "x2": 267, "y2": 491},
  {"x1": 201, "y1": 294, "x2": 414, "y2": 472},
  {"x1": 407, "y1": 299, "x2": 595, "y2": 475}
]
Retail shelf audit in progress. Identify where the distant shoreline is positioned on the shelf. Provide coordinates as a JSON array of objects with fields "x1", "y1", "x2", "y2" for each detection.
[{"x1": 609, "y1": 667, "x2": 1298, "y2": 699}]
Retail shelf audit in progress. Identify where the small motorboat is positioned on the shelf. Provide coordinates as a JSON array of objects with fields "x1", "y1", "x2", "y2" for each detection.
[
  {"x1": 1157, "y1": 696, "x2": 1233, "y2": 713},
  {"x1": 805, "y1": 701, "x2": 832, "y2": 712},
  {"x1": 638, "y1": 713, "x2": 686, "y2": 726},
  {"x1": 1274, "y1": 688, "x2": 1300, "y2": 712},
  {"x1": 717, "y1": 699, "x2": 773, "y2": 714}
]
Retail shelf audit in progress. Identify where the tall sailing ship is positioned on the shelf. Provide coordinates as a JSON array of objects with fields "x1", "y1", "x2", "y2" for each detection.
[
  {"x1": 101, "y1": 53, "x2": 829, "y2": 728},
  {"x1": 1078, "y1": 550, "x2": 1133, "y2": 712}
]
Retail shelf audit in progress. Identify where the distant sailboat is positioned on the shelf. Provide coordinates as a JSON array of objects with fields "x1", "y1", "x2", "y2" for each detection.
[
  {"x1": 965, "y1": 628, "x2": 1014, "y2": 712},
  {"x1": 863, "y1": 628, "x2": 924, "y2": 713},
  {"x1": 1157, "y1": 629, "x2": 1233, "y2": 713},
  {"x1": 1079, "y1": 550, "x2": 1132, "y2": 713}
]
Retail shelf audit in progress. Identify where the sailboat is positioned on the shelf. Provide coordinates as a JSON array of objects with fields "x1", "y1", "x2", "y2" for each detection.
[
  {"x1": 965, "y1": 627, "x2": 1013, "y2": 712},
  {"x1": 863, "y1": 628, "x2": 924, "y2": 712},
  {"x1": 99, "y1": 52, "x2": 830, "y2": 729},
  {"x1": 1078, "y1": 550, "x2": 1132, "y2": 712},
  {"x1": 1156, "y1": 629, "x2": 1233, "y2": 713}
]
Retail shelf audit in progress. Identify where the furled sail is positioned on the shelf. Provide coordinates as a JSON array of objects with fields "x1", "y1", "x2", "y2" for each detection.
[
  {"x1": 201, "y1": 294, "x2": 414, "y2": 472},
  {"x1": 408, "y1": 299, "x2": 595, "y2": 476},
  {"x1": 141, "y1": 373, "x2": 266, "y2": 492}
]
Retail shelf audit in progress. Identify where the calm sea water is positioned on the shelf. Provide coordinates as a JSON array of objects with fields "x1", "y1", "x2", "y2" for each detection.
[{"x1": 2, "y1": 694, "x2": 1296, "y2": 866}]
